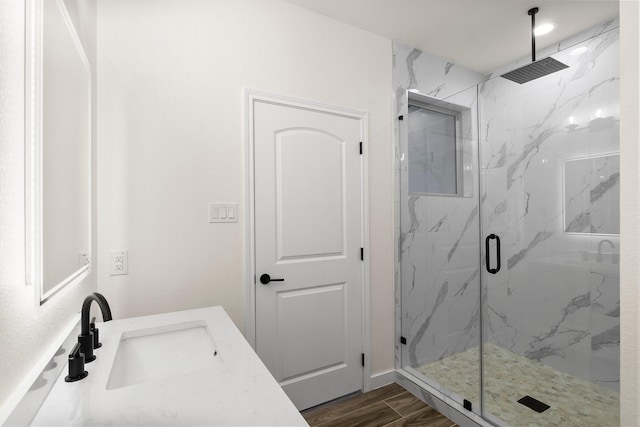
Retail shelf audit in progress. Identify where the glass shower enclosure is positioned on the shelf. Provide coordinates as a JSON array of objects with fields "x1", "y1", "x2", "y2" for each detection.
[{"x1": 397, "y1": 22, "x2": 619, "y2": 427}]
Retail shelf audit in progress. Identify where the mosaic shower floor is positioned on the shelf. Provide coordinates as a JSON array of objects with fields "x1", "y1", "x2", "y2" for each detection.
[{"x1": 416, "y1": 344, "x2": 619, "y2": 427}]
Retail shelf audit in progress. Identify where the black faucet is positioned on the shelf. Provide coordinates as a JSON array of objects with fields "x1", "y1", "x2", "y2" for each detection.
[{"x1": 77, "y1": 293, "x2": 112, "y2": 363}]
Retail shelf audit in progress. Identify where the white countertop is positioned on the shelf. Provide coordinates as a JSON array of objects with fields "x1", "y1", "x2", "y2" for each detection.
[{"x1": 31, "y1": 306, "x2": 308, "y2": 426}]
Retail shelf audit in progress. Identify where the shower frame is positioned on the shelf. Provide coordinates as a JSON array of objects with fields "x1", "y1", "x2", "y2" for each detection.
[{"x1": 393, "y1": 18, "x2": 620, "y2": 427}]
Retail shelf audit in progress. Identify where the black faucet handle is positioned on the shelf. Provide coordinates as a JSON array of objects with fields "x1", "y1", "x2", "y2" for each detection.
[
  {"x1": 90, "y1": 317, "x2": 102, "y2": 349},
  {"x1": 77, "y1": 332, "x2": 95, "y2": 363},
  {"x1": 65, "y1": 343, "x2": 88, "y2": 382}
]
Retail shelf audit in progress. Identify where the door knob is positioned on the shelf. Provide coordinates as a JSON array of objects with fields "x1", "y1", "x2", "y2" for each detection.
[{"x1": 259, "y1": 274, "x2": 285, "y2": 285}]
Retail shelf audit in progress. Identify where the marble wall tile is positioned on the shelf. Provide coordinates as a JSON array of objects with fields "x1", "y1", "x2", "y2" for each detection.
[
  {"x1": 394, "y1": 42, "x2": 484, "y2": 376},
  {"x1": 479, "y1": 25, "x2": 620, "y2": 391},
  {"x1": 393, "y1": 42, "x2": 485, "y2": 117}
]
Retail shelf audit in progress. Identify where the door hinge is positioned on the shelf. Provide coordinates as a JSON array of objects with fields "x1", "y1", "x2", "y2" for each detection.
[
  {"x1": 360, "y1": 248, "x2": 364, "y2": 261},
  {"x1": 361, "y1": 353, "x2": 365, "y2": 367},
  {"x1": 398, "y1": 115, "x2": 404, "y2": 121},
  {"x1": 359, "y1": 141, "x2": 363, "y2": 155},
  {"x1": 400, "y1": 336, "x2": 407, "y2": 345}
]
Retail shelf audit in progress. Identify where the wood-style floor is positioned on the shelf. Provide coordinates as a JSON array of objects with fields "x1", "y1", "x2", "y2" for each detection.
[{"x1": 301, "y1": 383, "x2": 458, "y2": 427}]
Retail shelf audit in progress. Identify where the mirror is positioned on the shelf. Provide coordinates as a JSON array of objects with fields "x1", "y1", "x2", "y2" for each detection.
[
  {"x1": 564, "y1": 153, "x2": 620, "y2": 235},
  {"x1": 26, "y1": 0, "x2": 92, "y2": 303}
]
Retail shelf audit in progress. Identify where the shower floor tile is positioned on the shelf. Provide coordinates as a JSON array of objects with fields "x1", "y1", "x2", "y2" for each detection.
[{"x1": 416, "y1": 344, "x2": 619, "y2": 427}]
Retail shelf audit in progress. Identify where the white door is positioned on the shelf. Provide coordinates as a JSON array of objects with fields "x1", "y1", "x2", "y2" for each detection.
[{"x1": 253, "y1": 98, "x2": 364, "y2": 410}]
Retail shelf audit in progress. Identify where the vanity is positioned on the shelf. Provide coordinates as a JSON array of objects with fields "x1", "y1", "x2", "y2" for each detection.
[{"x1": 28, "y1": 306, "x2": 307, "y2": 426}]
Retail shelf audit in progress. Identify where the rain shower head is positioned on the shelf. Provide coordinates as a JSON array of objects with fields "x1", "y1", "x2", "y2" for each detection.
[
  {"x1": 501, "y1": 7, "x2": 569, "y2": 84},
  {"x1": 501, "y1": 56, "x2": 569, "y2": 84}
]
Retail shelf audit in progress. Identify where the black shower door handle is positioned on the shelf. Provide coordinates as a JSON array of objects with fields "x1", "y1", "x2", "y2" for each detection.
[{"x1": 485, "y1": 234, "x2": 501, "y2": 274}]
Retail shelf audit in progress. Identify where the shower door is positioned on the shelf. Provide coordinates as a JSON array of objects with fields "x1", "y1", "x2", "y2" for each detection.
[
  {"x1": 399, "y1": 85, "x2": 483, "y2": 418},
  {"x1": 478, "y1": 29, "x2": 620, "y2": 426}
]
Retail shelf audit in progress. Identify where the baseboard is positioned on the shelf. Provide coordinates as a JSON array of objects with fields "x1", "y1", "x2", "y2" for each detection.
[{"x1": 369, "y1": 370, "x2": 398, "y2": 390}]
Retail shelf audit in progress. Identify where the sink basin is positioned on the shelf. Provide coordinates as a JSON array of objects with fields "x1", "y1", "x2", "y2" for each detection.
[{"x1": 106, "y1": 320, "x2": 222, "y2": 390}]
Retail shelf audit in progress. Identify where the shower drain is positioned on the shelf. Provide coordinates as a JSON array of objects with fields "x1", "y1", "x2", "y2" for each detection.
[{"x1": 517, "y1": 395, "x2": 550, "y2": 413}]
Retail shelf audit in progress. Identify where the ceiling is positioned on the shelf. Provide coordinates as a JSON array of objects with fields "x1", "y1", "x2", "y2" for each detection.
[{"x1": 282, "y1": 0, "x2": 619, "y2": 74}]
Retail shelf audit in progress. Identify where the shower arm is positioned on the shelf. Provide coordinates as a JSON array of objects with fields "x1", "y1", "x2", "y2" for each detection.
[
  {"x1": 529, "y1": 7, "x2": 538, "y2": 62},
  {"x1": 500, "y1": 6, "x2": 568, "y2": 84}
]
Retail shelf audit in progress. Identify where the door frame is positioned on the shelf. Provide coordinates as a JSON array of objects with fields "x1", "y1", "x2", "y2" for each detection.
[{"x1": 244, "y1": 89, "x2": 372, "y2": 393}]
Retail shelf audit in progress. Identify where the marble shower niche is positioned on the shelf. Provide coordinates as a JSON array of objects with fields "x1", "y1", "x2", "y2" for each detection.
[
  {"x1": 564, "y1": 154, "x2": 620, "y2": 235},
  {"x1": 395, "y1": 19, "x2": 619, "y2": 427}
]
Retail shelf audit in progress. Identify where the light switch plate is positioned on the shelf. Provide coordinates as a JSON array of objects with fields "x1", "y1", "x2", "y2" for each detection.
[
  {"x1": 109, "y1": 250, "x2": 128, "y2": 276},
  {"x1": 209, "y1": 203, "x2": 238, "y2": 223}
]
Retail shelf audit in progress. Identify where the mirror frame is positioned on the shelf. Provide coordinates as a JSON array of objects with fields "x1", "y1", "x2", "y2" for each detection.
[{"x1": 25, "y1": 0, "x2": 92, "y2": 304}]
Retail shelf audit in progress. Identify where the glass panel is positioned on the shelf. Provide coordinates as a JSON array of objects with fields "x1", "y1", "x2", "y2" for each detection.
[
  {"x1": 479, "y1": 28, "x2": 619, "y2": 426},
  {"x1": 408, "y1": 106, "x2": 458, "y2": 195},
  {"x1": 400, "y1": 87, "x2": 482, "y2": 416}
]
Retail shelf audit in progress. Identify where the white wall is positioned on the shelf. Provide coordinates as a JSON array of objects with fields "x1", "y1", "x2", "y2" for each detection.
[
  {"x1": 0, "y1": 0, "x2": 97, "y2": 411},
  {"x1": 97, "y1": 0, "x2": 395, "y2": 376},
  {"x1": 620, "y1": 1, "x2": 640, "y2": 424}
]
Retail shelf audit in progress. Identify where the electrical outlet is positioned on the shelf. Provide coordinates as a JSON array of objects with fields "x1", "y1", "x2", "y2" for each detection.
[{"x1": 109, "y1": 250, "x2": 128, "y2": 276}]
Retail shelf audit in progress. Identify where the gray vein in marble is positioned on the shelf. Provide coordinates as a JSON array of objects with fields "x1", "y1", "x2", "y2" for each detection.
[
  {"x1": 486, "y1": 304, "x2": 519, "y2": 350},
  {"x1": 592, "y1": 219, "x2": 609, "y2": 234},
  {"x1": 507, "y1": 73, "x2": 617, "y2": 190},
  {"x1": 591, "y1": 274, "x2": 607, "y2": 311},
  {"x1": 590, "y1": 172, "x2": 619, "y2": 203},
  {"x1": 454, "y1": 268, "x2": 479, "y2": 297},
  {"x1": 592, "y1": 325, "x2": 620, "y2": 351},
  {"x1": 594, "y1": 156, "x2": 614, "y2": 174},
  {"x1": 493, "y1": 142, "x2": 506, "y2": 168},
  {"x1": 490, "y1": 200, "x2": 507, "y2": 222},
  {"x1": 591, "y1": 272, "x2": 619, "y2": 317},
  {"x1": 566, "y1": 210, "x2": 591, "y2": 233},
  {"x1": 410, "y1": 265, "x2": 416, "y2": 291},
  {"x1": 406, "y1": 48, "x2": 422, "y2": 90},
  {"x1": 566, "y1": 183, "x2": 590, "y2": 210},
  {"x1": 520, "y1": 192, "x2": 531, "y2": 219},
  {"x1": 444, "y1": 62, "x2": 454, "y2": 75},
  {"x1": 428, "y1": 214, "x2": 447, "y2": 232},
  {"x1": 525, "y1": 292, "x2": 591, "y2": 360},
  {"x1": 398, "y1": 196, "x2": 420, "y2": 263},
  {"x1": 507, "y1": 128, "x2": 557, "y2": 189},
  {"x1": 525, "y1": 329, "x2": 590, "y2": 360},
  {"x1": 597, "y1": 19, "x2": 618, "y2": 36},
  {"x1": 586, "y1": 77, "x2": 619, "y2": 99},
  {"x1": 507, "y1": 231, "x2": 553, "y2": 270},
  {"x1": 607, "y1": 306, "x2": 620, "y2": 317},
  {"x1": 428, "y1": 83, "x2": 445, "y2": 98},
  {"x1": 484, "y1": 124, "x2": 506, "y2": 169},
  {"x1": 446, "y1": 206, "x2": 478, "y2": 262},
  {"x1": 409, "y1": 280, "x2": 449, "y2": 366},
  {"x1": 569, "y1": 31, "x2": 619, "y2": 82},
  {"x1": 557, "y1": 19, "x2": 616, "y2": 53}
]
